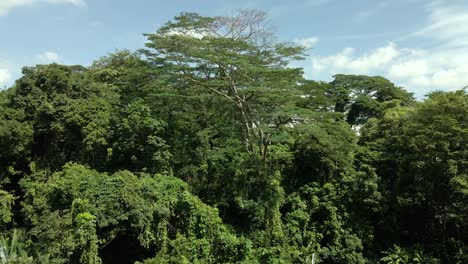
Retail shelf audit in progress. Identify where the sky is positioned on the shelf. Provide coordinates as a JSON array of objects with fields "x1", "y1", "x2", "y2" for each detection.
[{"x1": 1, "y1": 0, "x2": 467, "y2": 98}]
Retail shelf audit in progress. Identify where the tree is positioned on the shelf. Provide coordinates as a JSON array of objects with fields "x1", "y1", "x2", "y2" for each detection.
[
  {"x1": 142, "y1": 10, "x2": 306, "y2": 159},
  {"x1": 380, "y1": 245, "x2": 439, "y2": 264},
  {"x1": 0, "y1": 8, "x2": 466, "y2": 264},
  {"x1": 140, "y1": 12, "x2": 313, "y2": 242},
  {"x1": 327, "y1": 74, "x2": 414, "y2": 126},
  {"x1": 9, "y1": 64, "x2": 115, "y2": 171},
  {"x1": 0, "y1": 229, "x2": 33, "y2": 264},
  {"x1": 0, "y1": 89, "x2": 33, "y2": 189},
  {"x1": 360, "y1": 90, "x2": 468, "y2": 262},
  {"x1": 20, "y1": 163, "x2": 251, "y2": 263}
]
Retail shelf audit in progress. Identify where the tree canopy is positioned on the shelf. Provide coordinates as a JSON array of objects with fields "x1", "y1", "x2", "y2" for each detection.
[{"x1": 0, "y1": 10, "x2": 466, "y2": 264}]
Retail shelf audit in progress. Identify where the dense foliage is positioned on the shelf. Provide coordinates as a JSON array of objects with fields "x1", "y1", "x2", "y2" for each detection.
[{"x1": 0, "y1": 11, "x2": 466, "y2": 264}]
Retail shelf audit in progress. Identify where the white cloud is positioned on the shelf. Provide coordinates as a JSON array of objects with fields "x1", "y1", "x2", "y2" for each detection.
[
  {"x1": 308, "y1": 3, "x2": 468, "y2": 98},
  {"x1": 0, "y1": 0, "x2": 85, "y2": 16},
  {"x1": 414, "y1": 4, "x2": 468, "y2": 48},
  {"x1": 0, "y1": 68, "x2": 12, "y2": 86},
  {"x1": 311, "y1": 42, "x2": 468, "y2": 97},
  {"x1": 312, "y1": 42, "x2": 400, "y2": 74},
  {"x1": 388, "y1": 50, "x2": 468, "y2": 92},
  {"x1": 37, "y1": 51, "x2": 60, "y2": 63},
  {"x1": 388, "y1": 59, "x2": 430, "y2": 79},
  {"x1": 294, "y1": 37, "x2": 319, "y2": 49}
]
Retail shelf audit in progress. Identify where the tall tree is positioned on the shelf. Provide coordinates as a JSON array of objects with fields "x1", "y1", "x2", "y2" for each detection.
[
  {"x1": 361, "y1": 90, "x2": 468, "y2": 262},
  {"x1": 142, "y1": 10, "x2": 305, "y2": 159},
  {"x1": 327, "y1": 74, "x2": 414, "y2": 126}
]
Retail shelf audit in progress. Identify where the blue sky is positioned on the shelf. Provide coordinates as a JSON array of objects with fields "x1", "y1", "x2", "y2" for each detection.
[{"x1": 1, "y1": 0, "x2": 467, "y2": 97}]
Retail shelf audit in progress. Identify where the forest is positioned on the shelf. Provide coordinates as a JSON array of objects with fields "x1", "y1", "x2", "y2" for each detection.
[{"x1": 0, "y1": 10, "x2": 467, "y2": 264}]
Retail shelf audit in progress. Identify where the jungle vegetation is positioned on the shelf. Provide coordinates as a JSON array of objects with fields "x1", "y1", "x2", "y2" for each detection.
[{"x1": 0, "y1": 10, "x2": 467, "y2": 264}]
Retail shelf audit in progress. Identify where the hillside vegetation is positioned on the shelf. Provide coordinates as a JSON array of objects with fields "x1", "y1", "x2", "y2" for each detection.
[{"x1": 0, "y1": 11, "x2": 467, "y2": 264}]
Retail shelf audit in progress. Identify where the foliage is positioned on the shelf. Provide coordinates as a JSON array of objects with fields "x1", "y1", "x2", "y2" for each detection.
[
  {"x1": 20, "y1": 163, "x2": 249, "y2": 263},
  {"x1": 380, "y1": 245, "x2": 439, "y2": 264},
  {"x1": 0, "y1": 9, "x2": 465, "y2": 264},
  {"x1": 0, "y1": 190, "x2": 14, "y2": 228},
  {"x1": 361, "y1": 90, "x2": 468, "y2": 262},
  {"x1": 0, "y1": 229, "x2": 33, "y2": 264},
  {"x1": 327, "y1": 74, "x2": 414, "y2": 126}
]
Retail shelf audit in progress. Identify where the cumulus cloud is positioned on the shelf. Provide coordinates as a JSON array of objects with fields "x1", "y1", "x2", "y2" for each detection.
[
  {"x1": 388, "y1": 49, "x2": 468, "y2": 91},
  {"x1": 309, "y1": 3, "x2": 468, "y2": 97},
  {"x1": 0, "y1": 0, "x2": 85, "y2": 16},
  {"x1": 37, "y1": 51, "x2": 60, "y2": 63},
  {"x1": 294, "y1": 37, "x2": 319, "y2": 49},
  {"x1": 311, "y1": 42, "x2": 468, "y2": 97},
  {"x1": 0, "y1": 68, "x2": 12, "y2": 86},
  {"x1": 312, "y1": 42, "x2": 400, "y2": 74},
  {"x1": 388, "y1": 59, "x2": 430, "y2": 79}
]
